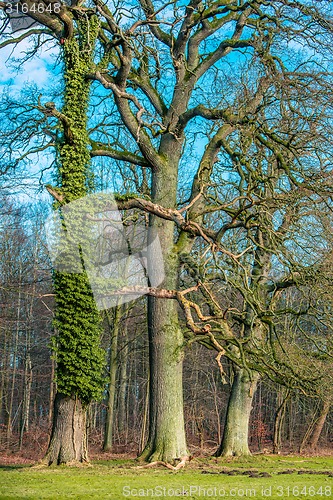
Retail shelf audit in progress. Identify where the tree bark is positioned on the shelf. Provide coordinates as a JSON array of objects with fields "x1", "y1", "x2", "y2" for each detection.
[
  {"x1": 7, "y1": 272, "x2": 21, "y2": 440},
  {"x1": 48, "y1": 358, "x2": 55, "y2": 429},
  {"x1": 117, "y1": 321, "x2": 128, "y2": 435},
  {"x1": 43, "y1": 393, "x2": 88, "y2": 465},
  {"x1": 19, "y1": 351, "x2": 32, "y2": 450},
  {"x1": 273, "y1": 388, "x2": 290, "y2": 454},
  {"x1": 140, "y1": 296, "x2": 188, "y2": 462},
  {"x1": 216, "y1": 367, "x2": 258, "y2": 457},
  {"x1": 103, "y1": 305, "x2": 122, "y2": 452},
  {"x1": 0, "y1": 331, "x2": 9, "y2": 443},
  {"x1": 139, "y1": 163, "x2": 188, "y2": 463},
  {"x1": 308, "y1": 400, "x2": 330, "y2": 450}
]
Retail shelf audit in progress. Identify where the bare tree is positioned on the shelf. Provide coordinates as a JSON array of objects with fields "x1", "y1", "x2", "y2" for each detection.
[{"x1": 1, "y1": 0, "x2": 333, "y2": 464}]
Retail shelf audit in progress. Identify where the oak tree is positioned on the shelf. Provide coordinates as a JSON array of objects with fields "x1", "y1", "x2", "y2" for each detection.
[{"x1": 1, "y1": 0, "x2": 333, "y2": 463}]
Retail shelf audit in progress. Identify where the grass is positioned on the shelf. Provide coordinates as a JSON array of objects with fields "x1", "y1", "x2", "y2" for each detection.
[{"x1": 0, "y1": 455, "x2": 332, "y2": 499}]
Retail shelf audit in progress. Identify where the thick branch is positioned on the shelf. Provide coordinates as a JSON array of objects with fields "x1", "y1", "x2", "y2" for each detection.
[
  {"x1": 38, "y1": 101, "x2": 74, "y2": 144},
  {"x1": 114, "y1": 196, "x2": 250, "y2": 261},
  {"x1": 90, "y1": 142, "x2": 149, "y2": 167},
  {"x1": 179, "y1": 104, "x2": 235, "y2": 129},
  {"x1": 191, "y1": 9, "x2": 253, "y2": 82},
  {"x1": 130, "y1": 72, "x2": 167, "y2": 118},
  {"x1": 94, "y1": 71, "x2": 164, "y2": 170}
]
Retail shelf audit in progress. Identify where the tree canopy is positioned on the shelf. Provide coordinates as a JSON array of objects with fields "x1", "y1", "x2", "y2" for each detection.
[{"x1": 1, "y1": 0, "x2": 333, "y2": 463}]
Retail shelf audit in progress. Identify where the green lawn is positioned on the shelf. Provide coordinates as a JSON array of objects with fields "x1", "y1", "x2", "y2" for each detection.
[{"x1": 0, "y1": 456, "x2": 332, "y2": 499}]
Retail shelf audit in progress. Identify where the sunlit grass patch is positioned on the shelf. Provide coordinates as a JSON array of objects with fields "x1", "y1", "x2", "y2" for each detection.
[{"x1": 0, "y1": 455, "x2": 332, "y2": 499}]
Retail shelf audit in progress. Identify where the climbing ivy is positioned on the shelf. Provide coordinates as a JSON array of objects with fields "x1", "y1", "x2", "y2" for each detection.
[
  {"x1": 52, "y1": 272, "x2": 104, "y2": 405},
  {"x1": 52, "y1": 15, "x2": 105, "y2": 406}
]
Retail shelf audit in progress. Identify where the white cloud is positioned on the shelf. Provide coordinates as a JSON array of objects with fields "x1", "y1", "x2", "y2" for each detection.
[{"x1": 0, "y1": 35, "x2": 59, "y2": 91}]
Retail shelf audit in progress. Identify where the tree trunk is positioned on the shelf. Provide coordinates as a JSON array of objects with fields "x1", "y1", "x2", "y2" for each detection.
[
  {"x1": 103, "y1": 305, "x2": 121, "y2": 452},
  {"x1": 48, "y1": 358, "x2": 55, "y2": 429},
  {"x1": 19, "y1": 350, "x2": 32, "y2": 450},
  {"x1": 43, "y1": 393, "x2": 88, "y2": 465},
  {"x1": 0, "y1": 330, "x2": 9, "y2": 439},
  {"x1": 273, "y1": 388, "x2": 290, "y2": 454},
  {"x1": 140, "y1": 296, "x2": 188, "y2": 462},
  {"x1": 308, "y1": 400, "x2": 330, "y2": 450},
  {"x1": 139, "y1": 163, "x2": 188, "y2": 463},
  {"x1": 117, "y1": 322, "x2": 128, "y2": 435},
  {"x1": 216, "y1": 367, "x2": 258, "y2": 457},
  {"x1": 212, "y1": 373, "x2": 222, "y2": 446},
  {"x1": 43, "y1": 17, "x2": 104, "y2": 466},
  {"x1": 7, "y1": 274, "x2": 21, "y2": 441},
  {"x1": 139, "y1": 373, "x2": 149, "y2": 452}
]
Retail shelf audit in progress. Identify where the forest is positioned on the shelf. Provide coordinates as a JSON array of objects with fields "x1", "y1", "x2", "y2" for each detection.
[{"x1": 0, "y1": 0, "x2": 332, "y2": 488}]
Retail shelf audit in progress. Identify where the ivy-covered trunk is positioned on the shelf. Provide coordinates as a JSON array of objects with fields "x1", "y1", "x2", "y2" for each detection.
[
  {"x1": 44, "y1": 17, "x2": 104, "y2": 465},
  {"x1": 140, "y1": 162, "x2": 188, "y2": 463},
  {"x1": 216, "y1": 367, "x2": 258, "y2": 457}
]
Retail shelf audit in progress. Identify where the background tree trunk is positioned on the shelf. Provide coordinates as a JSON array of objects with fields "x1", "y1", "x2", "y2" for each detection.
[
  {"x1": 7, "y1": 274, "x2": 21, "y2": 441},
  {"x1": 308, "y1": 400, "x2": 330, "y2": 450},
  {"x1": 216, "y1": 367, "x2": 258, "y2": 457},
  {"x1": 19, "y1": 350, "x2": 32, "y2": 450},
  {"x1": 103, "y1": 305, "x2": 122, "y2": 452},
  {"x1": 48, "y1": 358, "x2": 55, "y2": 430},
  {"x1": 273, "y1": 388, "x2": 290, "y2": 454},
  {"x1": 117, "y1": 321, "x2": 128, "y2": 436}
]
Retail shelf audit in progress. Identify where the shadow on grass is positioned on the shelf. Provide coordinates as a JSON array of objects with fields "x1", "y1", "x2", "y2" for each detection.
[{"x1": 0, "y1": 464, "x2": 28, "y2": 471}]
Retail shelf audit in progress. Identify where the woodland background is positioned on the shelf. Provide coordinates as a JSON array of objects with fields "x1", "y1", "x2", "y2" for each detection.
[
  {"x1": 0, "y1": 0, "x2": 332, "y2": 465},
  {"x1": 0, "y1": 198, "x2": 331, "y2": 460}
]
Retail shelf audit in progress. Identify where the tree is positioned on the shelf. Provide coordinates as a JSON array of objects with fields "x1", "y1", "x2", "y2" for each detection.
[
  {"x1": 195, "y1": 119, "x2": 333, "y2": 456},
  {"x1": 1, "y1": 0, "x2": 333, "y2": 463},
  {"x1": 1, "y1": 12, "x2": 106, "y2": 463},
  {"x1": 103, "y1": 303, "x2": 122, "y2": 452},
  {"x1": 43, "y1": 18, "x2": 107, "y2": 464}
]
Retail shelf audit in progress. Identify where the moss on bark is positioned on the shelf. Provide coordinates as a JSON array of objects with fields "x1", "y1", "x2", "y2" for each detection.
[
  {"x1": 216, "y1": 367, "x2": 258, "y2": 457},
  {"x1": 139, "y1": 164, "x2": 188, "y2": 463}
]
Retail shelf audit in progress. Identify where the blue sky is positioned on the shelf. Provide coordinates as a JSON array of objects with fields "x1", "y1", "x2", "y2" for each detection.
[
  {"x1": 1, "y1": 37, "x2": 58, "y2": 90},
  {"x1": 0, "y1": 36, "x2": 62, "y2": 200}
]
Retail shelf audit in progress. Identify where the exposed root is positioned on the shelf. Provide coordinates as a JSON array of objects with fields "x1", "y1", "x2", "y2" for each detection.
[
  {"x1": 136, "y1": 455, "x2": 192, "y2": 471},
  {"x1": 65, "y1": 460, "x2": 93, "y2": 467},
  {"x1": 31, "y1": 461, "x2": 48, "y2": 469}
]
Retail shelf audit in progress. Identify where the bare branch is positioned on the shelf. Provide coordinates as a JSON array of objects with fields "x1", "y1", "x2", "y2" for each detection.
[
  {"x1": 90, "y1": 141, "x2": 149, "y2": 167},
  {"x1": 139, "y1": 0, "x2": 173, "y2": 47}
]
